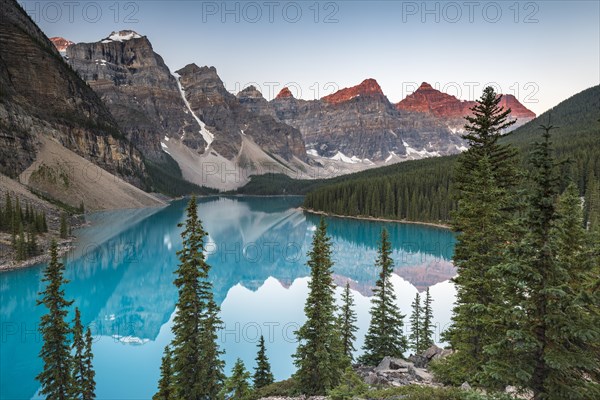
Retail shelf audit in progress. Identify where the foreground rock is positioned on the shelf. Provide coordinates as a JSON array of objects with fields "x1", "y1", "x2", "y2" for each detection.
[
  {"x1": 356, "y1": 356, "x2": 436, "y2": 388},
  {"x1": 408, "y1": 344, "x2": 453, "y2": 368}
]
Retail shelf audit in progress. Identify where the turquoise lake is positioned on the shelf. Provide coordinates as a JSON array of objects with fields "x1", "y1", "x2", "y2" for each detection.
[{"x1": 0, "y1": 196, "x2": 457, "y2": 400}]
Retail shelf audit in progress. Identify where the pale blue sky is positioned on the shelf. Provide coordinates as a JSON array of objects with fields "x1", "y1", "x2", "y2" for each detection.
[{"x1": 24, "y1": 0, "x2": 600, "y2": 115}]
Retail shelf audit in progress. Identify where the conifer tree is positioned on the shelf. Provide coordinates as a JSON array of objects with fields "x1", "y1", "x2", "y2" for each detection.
[
  {"x1": 199, "y1": 291, "x2": 225, "y2": 399},
  {"x1": 408, "y1": 292, "x2": 422, "y2": 353},
  {"x1": 460, "y1": 86, "x2": 518, "y2": 190},
  {"x1": 441, "y1": 87, "x2": 521, "y2": 385},
  {"x1": 36, "y1": 241, "x2": 74, "y2": 399},
  {"x1": 360, "y1": 229, "x2": 407, "y2": 365},
  {"x1": 71, "y1": 308, "x2": 86, "y2": 399},
  {"x1": 60, "y1": 213, "x2": 68, "y2": 239},
  {"x1": 42, "y1": 211, "x2": 48, "y2": 232},
  {"x1": 169, "y1": 196, "x2": 224, "y2": 399},
  {"x1": 4, "y1": 192, "x2": 12, "y2": 230},
  {"x1": 294, "y1": 218, "x2": 347, "y2": 395},
  {"x1": 154, "y1": 346, "x2": 174, "y2": 400},
  {"x1": 11, "y1": 213, "x2": 16, "y2": 246},
  {"x1": 82, "y1": 328, "x2": 96, "y2": 400},
  {"x1": 253, "y1": 335, "x2": 274, "y2": 389},
  {"x1": 585, "y1": 172, "x2": 600, "y2": 230},
  {"x1": 27, "y1": 224, "x2": 37, "y2": 257},
  {"x1": 15, "y1": 197, "x2": 22, "y2": 225},
  {"x1": 486, "y1": 128, "x2": 600, "y2": 399},
  {"x1": 16, "y1": 222, "x2": 26, "y2": 261},
  {"x1": 420, "y1": 288, "x2": 434, "y2": 350},
  {"x1": 220, "y1": 358, "x2": 252, "y2": 400},
  {"x1": 339, "y1": 282, "x2": 358, "y2": 361}
]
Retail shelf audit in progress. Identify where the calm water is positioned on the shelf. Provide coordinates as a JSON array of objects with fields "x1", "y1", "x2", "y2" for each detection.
[{"x1": 0, "y1": 196, "x2": 457, "y2": 400}]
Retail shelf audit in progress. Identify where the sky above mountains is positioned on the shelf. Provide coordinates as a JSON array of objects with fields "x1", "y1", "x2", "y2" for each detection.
[{"x1": 25, "y1": 0, "x2": 600, "y2": 115}]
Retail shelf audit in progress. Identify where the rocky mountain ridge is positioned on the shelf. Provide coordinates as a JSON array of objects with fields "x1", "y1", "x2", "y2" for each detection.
[
  {"x1": 270, "y1": 80, "x2": 465, "y2": 163},
  {"x1": 0, "y1": 0, "x2": 147, "y2": 194}
]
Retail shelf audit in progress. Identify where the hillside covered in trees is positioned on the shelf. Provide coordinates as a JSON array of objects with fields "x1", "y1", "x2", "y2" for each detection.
[{"x1": 300, "y1": 85, "x2": 599, "y2": 224}]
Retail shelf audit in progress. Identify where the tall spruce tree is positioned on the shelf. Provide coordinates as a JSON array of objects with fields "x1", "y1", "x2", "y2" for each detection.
[
  {"x1": 220, "y1": 358, "x2": 252, "y2": 400},
  {"x1": 442, "y1": 87, "x2": 521, "y2": 385},
  {"x1": 408, "y1": 292, "x2": 422, "y2": 353},
  {"x1": 441, "y1": 156, "x2": 509, "y2": 386},
  {"x1": 253, "y1": 335, "x2": 274, "y2": 389},
  {"x1": 36, "y1": 241, "x2": 74, "y2": 399},
  {"x1": 294, "y1": 218, "x2": 347, "y2": 395},
  {"x1": 198, "y1": 278, "x2": 225, "y2": 398},
  {"x1": 420, "y1": 288, "x2": 434, "y2": 351},
  {"x1": 71, "y1": 308, "x2": 86, "y2": 399},
  {"x1": 585, "y1": 172, "x2": 600, "y2": 229},
  {"x1": 339, "y1": 282, "x2": 358, "y2": 361},
  {"x1": 154, "y1": 346, "x2": 174, "y2": 400},
  {"x1": 485, "y1": 128, "x2": 600, "y2": 399},
  {"x1": 168, "y1": 196, "x2": 224, "y2": 399},
  {"x1": 459, "y1": 86, "x2": 518, "y2": 190},
  {"x1": 359, "y1": 229, "x2": 407, "y2": 365},
  {"x1": 82, "y1": 328, "x2": 96, "y2": 400}
]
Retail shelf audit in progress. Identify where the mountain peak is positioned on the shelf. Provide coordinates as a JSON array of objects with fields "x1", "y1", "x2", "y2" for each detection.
[
  {"x1": 397, "y1": 84, "x2": 536, "y2": 122},
  {"x1": 176, "y1": 64, "x2": 218, "y2": 77},
  {"x1": 397, "y1": 83, "x2": 464, "y2": 116},
  {"x1": 101, "y1": 30, "x2": 143, "y2": 43},
  {"x1": 276, "y1": 87, "x2": 294, "y2": 99},
  {"x1": 49, "y1": 37, "x2": 74, "y2": 53},
  {"x1": 237, "y1": 85, "x2": 264, "y2": 100},
  {"x1": 322, "y1": 78, "x2": 384, "y2": 104}
]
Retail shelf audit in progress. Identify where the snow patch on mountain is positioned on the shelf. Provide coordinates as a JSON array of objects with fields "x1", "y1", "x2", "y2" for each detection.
[
  {"x1": 330, "y1": 151, "x2": 358, "y2": 164},
  {"x1": 172, "y1": 72, "x2": 214, "y2": 151},
  {"x1": 102, "y1": 31, "x2": 142, "y2": 43},
  {"x1": 160, "y1": 142, "x2": 171, "y2": 155},
  {"x1": 402, "y1": 140, "x2": 440, "y2": 158}
]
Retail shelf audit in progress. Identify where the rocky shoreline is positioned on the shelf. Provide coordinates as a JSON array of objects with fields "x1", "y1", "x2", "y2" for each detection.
[{"x1": 0, "y1": 237, "x2": 74, "y2": 271}]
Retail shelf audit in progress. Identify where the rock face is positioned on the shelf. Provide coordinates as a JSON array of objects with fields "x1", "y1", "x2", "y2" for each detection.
[
  {"x1": 396, "y1": 82, "x2": 536, "y2": 132},
  {"x1": 176, "y1": 64, "x2": 307, "y2": 162},
  {"x1": 65, "y1": 31, "x2": 203, "y2": 163},
  {"x1": 0, "y1": 0, "x2": 146, "y2": 186},
  {"x1": 498, "y1": 94, "x2": 536, "y2": 120},
  {"x1": 271, "y1": 79, "x2": 464, "y2": 161},
  {"x1": 408, "y1": 345, "x2": 453, "y2": 368}
]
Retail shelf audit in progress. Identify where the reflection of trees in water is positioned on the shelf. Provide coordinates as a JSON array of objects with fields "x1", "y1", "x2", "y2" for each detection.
[{"x1": 305, "y1": 213, "x2": 455, "y2": 260}]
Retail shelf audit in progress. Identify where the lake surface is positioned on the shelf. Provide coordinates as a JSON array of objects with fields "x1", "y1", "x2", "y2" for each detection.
[{"x1": 0, "y1": 196, "x2": 457, "y2": 400}]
